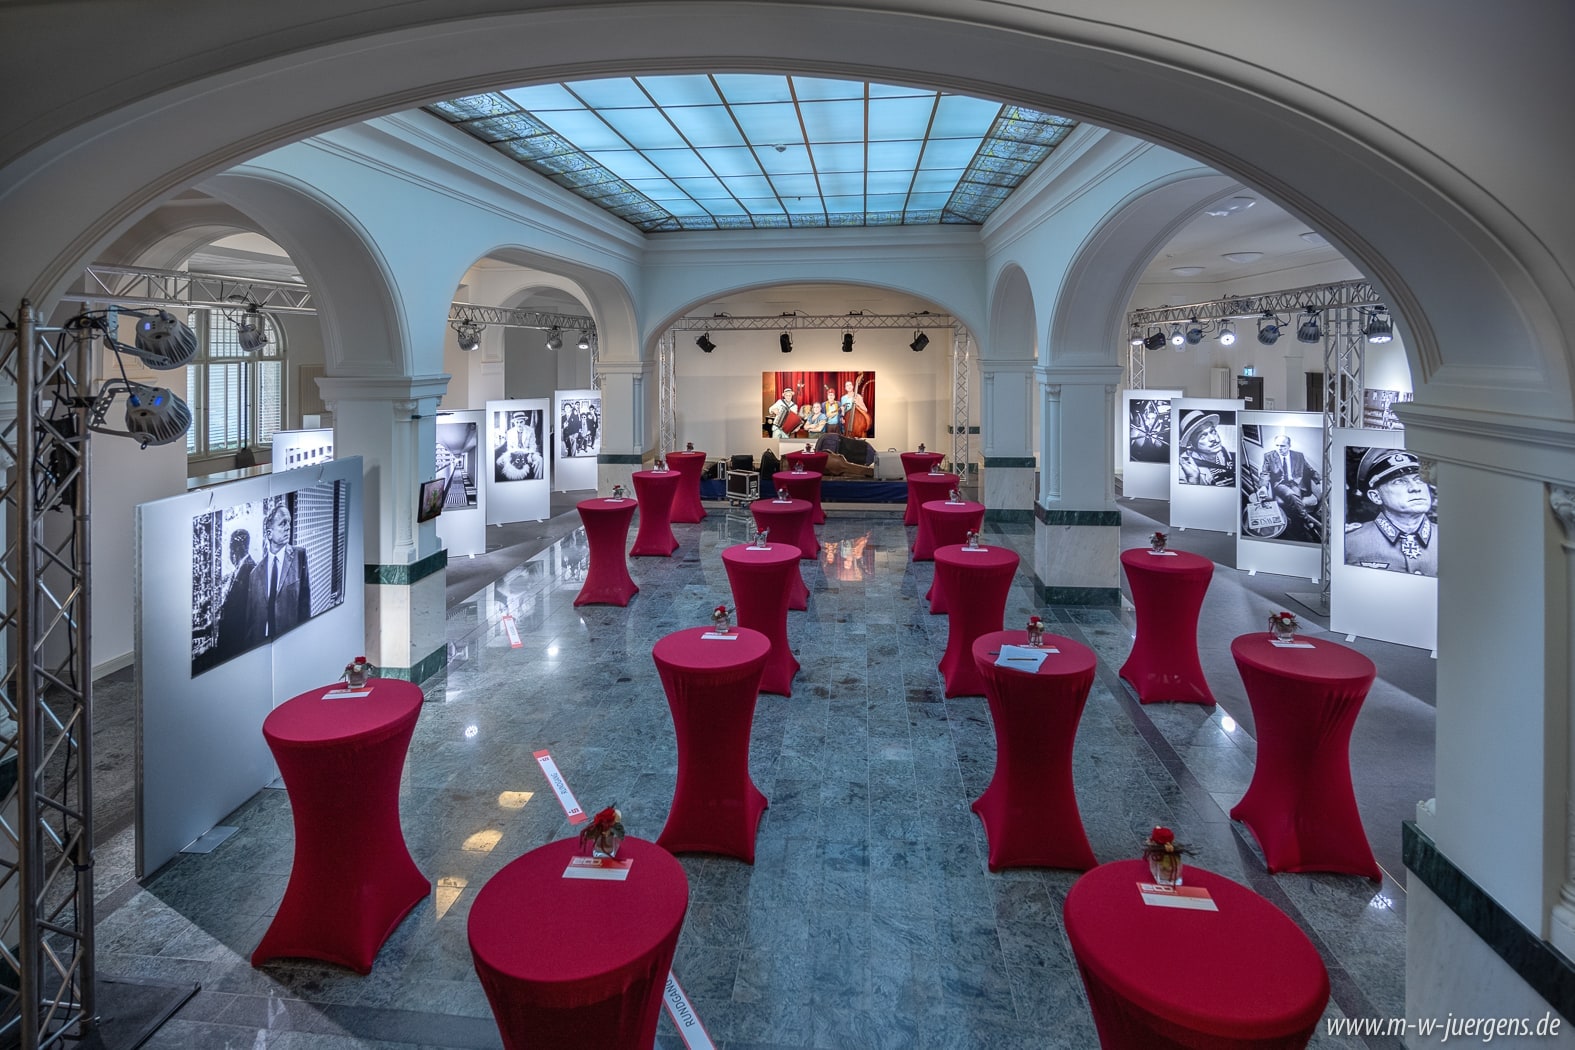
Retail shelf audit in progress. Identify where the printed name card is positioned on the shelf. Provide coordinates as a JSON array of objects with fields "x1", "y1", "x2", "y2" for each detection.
[
  {"x1": 322, "y1": 686, "x2": 374, "y2": 701},
  {"x1": 958, "y1": 546, "x2": 991, "y2": 553},
  {"x1": 1146, "y1": 550, "x2": 1179, "y2": 556},
  {"x1": 604, "y1": 498, "x2": 627, "y2": 502},
  {"x1": 1138, "y1": 883, "x2": 1218, "y2": 911},
  {"x1": 562, "y1": 855, "x2": 634, "y2": 880},
  {"x1": 701, "y1": 632, "x2": 739, "y2": 641},
  {"x1": 1270, "y1": 640, "x2": 1316, "y2": 649}
]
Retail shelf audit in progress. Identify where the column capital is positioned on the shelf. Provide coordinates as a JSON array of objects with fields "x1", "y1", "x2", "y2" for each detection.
[
  {"x1": 595, "y1": 359, "x2": 653, "y2": 377},
  {"x1": 1035, "y1": 363, "x2": 1124, "y2": 385},
  {"x1": 315, "y1": 373, "x2": 451, "y2": 415},
  {"x1": 1551, "y1": 485, "x2": 1575, "y2": 544}
]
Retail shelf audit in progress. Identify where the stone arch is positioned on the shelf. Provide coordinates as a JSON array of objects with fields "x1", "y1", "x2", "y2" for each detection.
[{"x1": 987, "y1": 264, "x2": 1038, "y2": 362}]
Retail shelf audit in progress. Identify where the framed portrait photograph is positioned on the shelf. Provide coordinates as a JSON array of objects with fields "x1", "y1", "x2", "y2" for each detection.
[
  {"x1": 491, "y1": 408, "x2": 545, "y2": 483},
  {"x1": 1128, "y1": 397, "x2": 1172, "y2": 463},
  {"x1": 558, "y1": 396, "x2": 601, "y2": 458},
  {"x1": 1342, "y1": 445, "x2": 1439, "y2": 577},
  {"x1": 1239, "y1": 424, "x2": 1325, "y2": 545},
  {"x1": 1176, "y1": 408, "x2": 1237, "y2": 487},
  {"x1": 437, "y1": 420, "x2": 481, "y2": 506}
]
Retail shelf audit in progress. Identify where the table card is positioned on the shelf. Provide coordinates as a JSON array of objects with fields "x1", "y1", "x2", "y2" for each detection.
[
  {"x1": 701, "y1": 632, "x2": 740, "y2": 641},
  {"x1": 996, "y1": 645, "x2": 1051, "y2": 671},
  {"x1": 1138, "y1": 882, "x2": 1218, "y2": 911},
  {"x1": 1146, "y1": 550, "x2": 1179, "y2": 556},
  {"x1": 562, "y1": 855, "x2": 634, "y2": 881},
  {"x1": 1270, "y1": 640, "x2": 1316, "y2": 649},
  {"x1": 957, "y1": 545, "x2": 992, "y2": 552},
  {"x1": 322, "y1": 686, "x2": 374, "y2": 700}
]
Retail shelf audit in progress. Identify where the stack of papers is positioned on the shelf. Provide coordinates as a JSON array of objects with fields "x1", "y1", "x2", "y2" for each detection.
[{"x1": 995, "y1": 645, "x2": 1051, "y2": 671}]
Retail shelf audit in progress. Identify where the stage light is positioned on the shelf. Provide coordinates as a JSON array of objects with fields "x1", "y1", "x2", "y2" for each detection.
[
  {"x1": 842, "y1": 332, "x2": 854, "y2": 353},
  {"x1": 909, "y1": 331, "x2": 929, "y2": 352},
  {"x1": 1142, "y1": 331, "x2": 1166, "y2": 352},
  {"x1": 1129, "y1": 326, "x2": 1145, "y2": 346},
  {"x1": 86, "y1": 379, "x2": 193, "y2": 448},
  {"x1": 545, "y1": 327, "x2": 563, "y2": 351},
  {"x1": 696, "y1": 333, "x2": 716, "y2": 353},
  {"x1": 1185, "y1": 319, "x2": 1205, "y2": 345},
  {"x1": 576, "y1": 331, "x2": 590, "y2": 351},
  {"x1": 452, "y1": 320, "x2": 483, "y2": 352},
  {"x1": 1363, "y1": 306, "x2": 1394, "y2": 343},
  {"x1": 1256, "y1": 313, "x2": 1282, "y2": 345},
  {"x1": 1218, "y1": 321, "x2": 1237, "y2": 346},
  {"x1": 1169, "y1": 324, "x2": 1186, "y2": 347},
  {"x1": 1296, "y1": 308, "x2": 1322, "y2": 343},
  {"x1": 780, "y1": 332, "x2": 793, "y2": 353}
]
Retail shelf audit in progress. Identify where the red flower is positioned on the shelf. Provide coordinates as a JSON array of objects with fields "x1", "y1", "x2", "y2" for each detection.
[
  {"x1": 1150, "y1": 826, "x2": 1175, "y2": 845},
  {"x1": 590, "y1": 805, "x2": 621, "y2": 830}
]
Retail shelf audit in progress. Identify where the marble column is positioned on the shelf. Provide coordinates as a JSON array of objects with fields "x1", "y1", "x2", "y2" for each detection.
[
  {"x1": 1032, "y1": 363, "x2": 1124, "y2": 605},
  {"x1": 594, "y1": 359, "x2": 652, "y2": 491},
  {"x1": 316, "y1": 374, "x2": 450, "y2": 681},
  {"x1": 1548, "y1": 485, "x2": 1575, "y2": 961},
  {"x1": 979, "y1": 354, "x2": 1037, "y2": 522}
]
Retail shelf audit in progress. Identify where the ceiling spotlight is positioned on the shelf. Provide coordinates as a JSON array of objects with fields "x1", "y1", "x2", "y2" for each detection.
[
  {"x1": 1129, "y1": 326, "x2": 1145, "y2": 347},
  {"x1": 576, "y1": 331, "x2": 591, "y2": 351},
  {"x1": 1168, "y1": 324, "x2": 1185, "y2": 347},
  {"x1": 1256, "y1": 313, "x2": 1282, "y2": 345},
  {"x1": 1141, "y1": 330, "x2": 1166, "y2": 352},
  {"x1": 1296, "y1": 308, "x2": 1322, "y2": 343},
  {"x1": 1363, "y1": 306, "x2": 1394, "y2": 343},
  {"x1": 131, "y1": 309, "x2": 198, "y2": 369},
  {"x1": 545, "y1": 327, "x2": 563, "y2": 351},
  {"x1": 695, "y1": 333, "x2": 716, "y2": 353},
  {"x1": 909, "y1": 331, "x2": 929, "y2": 353},
  {"x1": 1184, "y1": 319, "x2": 1205, "y2": 344},
  {"x1": 780, "y1": 332, "x2": 793, "y2": 353},
  {"x1": 1218, "y1": 321, "x2": 1237, "y2": 347},
  {"x1": 226, "y1": 296, "x2": 270, "y2": 352},
  {"x1": 842, "y1": 332, "x2": 854, "y2": 353},
  {"x1": 453, "y1": 320, "x2": 483, "y2": 352}
]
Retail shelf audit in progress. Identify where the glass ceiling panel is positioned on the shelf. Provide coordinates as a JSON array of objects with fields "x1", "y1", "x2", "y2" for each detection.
[{"x1": 425, "y1": 75, "x2": 1079, "y2": 231}]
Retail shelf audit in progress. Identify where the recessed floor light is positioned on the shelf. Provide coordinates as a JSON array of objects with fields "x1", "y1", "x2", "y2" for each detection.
[
  {"x1": 1169, "y1": 266, "x2": 1205, "y2": 276},
  {"x1": 1221, "y1": 252, "x2": 1264, "y2": 264}
]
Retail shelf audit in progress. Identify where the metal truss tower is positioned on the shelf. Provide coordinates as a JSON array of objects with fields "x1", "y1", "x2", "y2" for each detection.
[
  {"x1": 0, "y1": 301, "x2": 98, "y2": 1049},
  {"x1": 951, "y1": 329, "x2": 973, "y2": 482},
  {"x1": 657, "y1": 334, "x2": 675, "y2": 455}
]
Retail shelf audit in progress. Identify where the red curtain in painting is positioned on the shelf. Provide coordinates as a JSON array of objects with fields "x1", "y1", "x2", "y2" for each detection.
[{"x1": 761, "y1": 371, "x2": 876, "y2": 439}]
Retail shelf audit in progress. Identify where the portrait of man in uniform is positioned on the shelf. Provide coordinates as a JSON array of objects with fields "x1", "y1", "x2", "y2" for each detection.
[{"x1": 1343, "y1": 447, "x2": 1438, "y2": 577}]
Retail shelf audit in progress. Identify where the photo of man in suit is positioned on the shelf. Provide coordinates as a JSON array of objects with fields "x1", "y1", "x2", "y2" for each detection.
[
  {"x1": 247, "y1": 501, "x2": 312, "y2": 640},
  {"x1": 215, "y1": 527, "x2": 257, "y2": 658},
  {"x1": 1260, "y1": 432, "x2": 1323, "y2": 542}
]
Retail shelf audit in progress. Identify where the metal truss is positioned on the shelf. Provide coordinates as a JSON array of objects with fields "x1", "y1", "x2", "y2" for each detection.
[
  {"x1": 1125, "y1": 278, "x2": 1382, "y2": 329},
  {"x1": 657, "y1": 334, "x2": 675, "y2": 455},
  {"x1": 671, "y1": 312, "x2": 956, "y2": 332},
  {"x1": 72, "y1": 264, "x2": 315, "y2": 314},
  {"x1": 951, "y1": 330, "x2": 973, "y2": 480},
  {"x1": 1320, "y1": 307, "x2": 1367, "y2": 607},
  {"x1": 449, "y1": 302, "x2": 596, "y2": 335},
  {"x1": 0, "y1": 301, "x2": 98, "y2": 1049}
]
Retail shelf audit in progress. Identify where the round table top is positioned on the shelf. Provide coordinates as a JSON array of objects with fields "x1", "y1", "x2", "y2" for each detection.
[
  {"x1": 666, "y1": 450, "x2": 707, "y2": 462},
  {"x1": 750, "y1": 496, "x2": 812, "y2": 517},
  {"x1": 1230, "y1": 633, "x2": 1377, "y2": 685},
  {"x1": 921, "y1": 498, "x2": 986, "y2": 517},
  {"x1": 468, "y1": 837, "x2": 688, "y2": 991},
  {"x1": 784, "y1": 450, "x2": 828, "y2": 465},
  {"x1": 1064, "y1": 860, "x2": 1330, "y2": 1040},
  {"x1": 1119, "y1": 546, "x2": 1213, "y2": 576},
  {"x1": 971, "y1": 630, "x2": 1096, "y2": 679},
  {"x1": 933, "y1": 542, "x2": 1020, "y2": 573},
  {"x1": 901, "y1": 451, "x2": 944, "y2": 465},
  {"x1": 631, "y1": 468, "x2": 682, "y2": 483},
  {"x1": 907, "y1": 471, "x2": 960, "y2": 485},
  {"x1": 720, "y1": 541, "x2": 802, "y2": 569},
  {"x1": 653, "y1": 625, "x2": 772, "y2": 673},
  {"x1": 772, "y1": 469, "x2": 823, "y2": 484},
  {"x1": 261, "y1": 679, "x2": 423, "y2": 749},
  {"x1": 576, "y1": 496, "x2": 638, "y2": 515}
]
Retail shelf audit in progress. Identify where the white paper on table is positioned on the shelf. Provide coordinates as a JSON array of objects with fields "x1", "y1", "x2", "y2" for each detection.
[
  {"x1": 1146, "y1": 550, "x2": 1179, "y2": 556},
  {"x1": 701, "y1": 632, "x2": 739, "y2": 641},
  {"x1": 957, "y1": 546, "x2": 992, "y2": 553},
  {"x1": 322, "y1": 687, "x2": 374, "y2": 700},
  {"x1": 1138, "y1": 883, "x2": 1218, "y2": 910},
  {"x1": 995, "y1": 645, "x2": 1049, "y2": 671},
  {"x1": 1270, "y1": 640, "x2": 1317, "y2": 648},
  {"x1": 562, "y1": 856, "x2": 633, "y2": 880}
]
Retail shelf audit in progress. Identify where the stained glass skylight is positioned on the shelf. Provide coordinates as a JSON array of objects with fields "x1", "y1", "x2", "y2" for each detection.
[{"x1": 425, "y1": 75, "x2": 1077, "y2": 232}]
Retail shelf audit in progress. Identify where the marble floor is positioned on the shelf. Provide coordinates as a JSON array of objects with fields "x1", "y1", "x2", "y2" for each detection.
[{"x1": 84, "y1": 500, "x2": 1429, "y2": 1049}]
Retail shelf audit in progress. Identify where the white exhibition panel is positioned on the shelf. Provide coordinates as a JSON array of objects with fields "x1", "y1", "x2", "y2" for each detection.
[
  {"x1": 1235, "y1": 411, "x2": 1325, "y2": 580},
  {"x1": 482, "y1": 400, "x2": 550, "y2": 526},
  {"x1": 1122, "y1": 388, "x2": 1182, "y2": 500},
  {"x1": 435, "y1": 409, "x2": 489, "y2": 555},
  {"x1": 270, "y1": 428, "x2": 335, "y2": 471},
  {"x1": 553, "y1": 389, "x2": 600, "y2": 492},
  {"x1": 1168, "y1": 398, "x2": 1245, "y2": 535},
  {"x1": 135, "y1": 456, "x2": 366, "y2": 876},
  {"x1": 1329, "y1": 428, "x2": 1438, "y2": 650}
]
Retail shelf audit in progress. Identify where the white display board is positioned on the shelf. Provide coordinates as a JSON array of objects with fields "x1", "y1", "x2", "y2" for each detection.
[
  {"x1": 553, "y1": 389, "x2": 600, "y2": 492},
  {"x1": 1169, "y1": 398, "x2": 1245, "y2": 535},
  {"x1": 135, "y1": 456, "x2": 366, "y2": 875},
  {"x1": 1235, "y1": 411, "x2": 1325, "y2": 580},
  {"x1": 1329, "y1": 427, "x2": 1438, "y2": 650},
  {"x1": 483, "y1": 399, "x2": 551, "y2": 525},
  {"x1": 434, "y1": 410, "x2": 489, "y2": 556},
  {"x1": 270, "y1": 428, "x2": 334, "y2": 471},
  {"x1": 1122, "y1": 389, "x2": 1183, "y2": 500}
]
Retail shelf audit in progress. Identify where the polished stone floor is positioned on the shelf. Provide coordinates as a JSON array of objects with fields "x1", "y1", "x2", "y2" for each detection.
[{"x1": 87, "y1": 499, "x2": 1429, "y2": 1049}]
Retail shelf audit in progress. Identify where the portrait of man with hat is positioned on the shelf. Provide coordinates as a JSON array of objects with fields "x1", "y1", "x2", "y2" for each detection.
[
  {"x1": 1177, "y1": 409, "x2": 1236, "y2": 487},
  {"x1": 1343, "y1": 447, "x2": 1438, "y2": 576},
  {"x1": 494, "y1": 408, "x2": 544, "y2": 482}
]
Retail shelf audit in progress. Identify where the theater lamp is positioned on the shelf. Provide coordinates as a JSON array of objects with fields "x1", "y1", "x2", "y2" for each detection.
[
  {"x1": 451, "y1": 319, "x2": 484, "y2": 352},
  {"x1": 780, "y1": 332, "x2": 793, "y2": 353},
  {"x1": 546, "y1": 327, "x2": 564, "y2": 351},
  {"x1": 1296, "y1": 308, "x2": 1322, "y2": 343},
  {"x1": 87, "y1": 379, "x2": 193, "y2": 448},
  {"x1": 1363, "y1": 306, "x2": 1394, "y2": 343},
  {"x1": 84, "y1": 306, "x2": 198, "y2": 369},
  {"x1": 577, "y1": 331, "x2": 591, "y2": 351},
  {"x1": 910, "y1": 331, "x2": 929, "y2": 352},
  {"x1": 1141, "y1": 330, "x2": 1166, "y2": 352},
  {"x1": 57, "y1": 307, "x2": 196, "y2": 447},
  {"x1": 842, "y1": 332, "x2": 854, "y2": 353},
  {"x1": 696, "y1": 333, "x2": 716, "y2": 353},
  {"x1": 226, "y1": 294, "x2": 270, "y2": 352}
]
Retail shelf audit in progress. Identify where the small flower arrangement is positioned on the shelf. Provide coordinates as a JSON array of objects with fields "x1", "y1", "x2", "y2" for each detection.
[
  {"x1": 1143, "y1": 825, "x2": 1193, "y2": 885},
  {"x1": 610, "y1": 483, "x2": 626, "y2": 500},
  {"x1": 929, "y1": 462, "x2": 941, "y2": 474},
  {"x1": 655, "y1": 456, "x2": 666, "y2": 471},
  {"x1": 1150, "y1": 530, "x2": 1167, "y2": 551},
  {"x1": 580, "y1": 804, "x2": 625, "y2": 858},
  {"x1": 776, "y1": 486, "x2": 791, "y2": 502},
  {"x1": 948, "y1": 487, "x2": 962, "y2": 502},
  {"x1": 752, "y1": 528, "x2": 769, "y2": 548},
  {"x1": 965, "y1": 529, "x2": 980, "y2": 549},
  {"x1": 685, "y1": 441, "x2": 694, "y2": 451},
  {"x1": 1026, "y1": 615, "x2": 1045, "y2": 647},
  {"x1": 1269, "y1": 611, "x2": 1299, "y2": 638},
  {"x1": 712, "y1": 604, "x2": 732, "y2": 632},
  {"x1": 917, "y1": 443, "x2": 926, "y2": 453}
]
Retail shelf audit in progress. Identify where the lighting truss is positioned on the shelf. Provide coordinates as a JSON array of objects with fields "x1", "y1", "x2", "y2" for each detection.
[
  {"x1": 1125, "y1": 278, "x2": 1382, "y2": 330},
  {"x1": 673, "y1": 312, "x2": 957, "y2": 332},
  {"x1": 952, "y1": 330, "x2": 973, "y2": 484},
  {"x1": 74, "y1": 264, "x2": 315, "y2": 314},
  {"x1": 658, "y1": 334, "x2": 675, "y2": 456},
  {"x1": 449, "y1": 303, "x2": 596, "y2": 336}
]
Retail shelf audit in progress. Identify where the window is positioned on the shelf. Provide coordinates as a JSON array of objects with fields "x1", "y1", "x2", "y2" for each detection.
[{"x1": 184, "y1": 309, "x2": 283, "y2": 459}]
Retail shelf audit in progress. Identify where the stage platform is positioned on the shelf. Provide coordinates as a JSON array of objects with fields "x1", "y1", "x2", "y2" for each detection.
[{"x1": 700, "y1": 477, "x2": 907, "y2": 505}]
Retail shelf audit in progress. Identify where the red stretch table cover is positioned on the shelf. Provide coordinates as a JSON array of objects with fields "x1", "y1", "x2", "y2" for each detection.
[
  {"x1": 252, "y1": 680, "x2": 430, "y2": 973},
  {"x1": 1229, "y1": 635, "x2": 1381, "y2": 879},
  {"x1": 653, "y1": 626, "x2": 772, "y2": 861},
  {"x1": 772, "y1": 468, "x2": 825, "y2": 525},
  {"x1": 933, "y1": 543, "x2": 1019, "y2": 697},
  {"x1": 900, "y1": 451, "x2": 945, "y2": 478},
  {"x1": 721, "y1": 543, "x2": 802, "y2": 697},
  {"x1": 750, "y1": 496, "x2": 819, "y2": 560},
  {"x1": 468, "y1": 837, "x2": 688, "y2": 1050},
  {"x1": 1065, "y1": 860, "x2": 1329, "y2": 1049},
  {"x1": 629, "y1": 469, "x2": 681, "y2": 556},
  {"x1": 664, "y1": 450, "x2": 709, "y2": 523},
  {"x1": 573, "y1": 497, "x2": 639, "y2": 606},
  {"x1": 915, "y1": 498, "x2": 986, "y2": 562},
  {"x1": 905, "y1": 471, "x2": 959, "y2": 526},
  {"x1": 970, "y1": 630, "x2": 1098, "y2": 871},
  {"x1": 1118, "y1": 548, "x2": 1217, "y2": 704},
  {"x1": 782, "y1": 449, "x2": 828, "y2": 475}
]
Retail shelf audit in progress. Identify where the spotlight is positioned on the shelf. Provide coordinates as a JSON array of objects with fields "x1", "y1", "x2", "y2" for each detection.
[
  {"x1": 696, "y1": 333, "x2": 716, "y2": 353},
  {"x1": 452, "y1": 320, "x2": 483, "y2": 352},
  {"x1": 130, "y1": 310, "x2": 198, "y2": 369},
  {"x1": 909, "y1": 331, "x2": 930, "y2": 352},
  {"x1": 780, "y1": 332, "x2": 793, "y2": 353},
  {"x1": 226, "y1": 298, "x2": 270, "y2": 352},
  {"x1": 1129, "y1": 326, "x2": 1145, "y2": 347},
  {"x1": 1141, "y1": 330, "x2": 1166, "y2": 352},
  {"x1": 842, "y1": 332, "x2": 854, "y2": 353},
  {"x1": 545, "y1": 327, "x2": 563, "y2": 351},
  {"x1": 1256, "y1": 313, "x2": 1282, "y2": 345},
  {"x1": 87, "y1": 378, "x2": 193, "y2": 448},
  {"x1": 1184, "y1": 319, "x2": 1205, "y2": 345},
  {"x1": 1218, "y1": 321, "x2": 1237, "y2": 346},
  {"x1": 1296, "y1": 308, "x2": 1322, "y2": 343},
  {"x1": 1363, "y1": 306, "x2": 1394, "y2": 343},
  {"x1": 576, "y1": 331, "x2": 591, "y2": 351},
  {"x1": 1169, "y1": 324, "x2": 1186, "y2": 347}
]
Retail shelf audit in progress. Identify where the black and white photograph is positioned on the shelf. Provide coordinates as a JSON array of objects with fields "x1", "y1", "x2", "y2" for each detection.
[
  {"x1": 190, "y1": 481, "x2": 350, "y2": 676},
  {"x1": 1240, "y1": 425, "x2": 1324, "y2": 545},
  {"x1": 1128, "y1": 397, "x2": 1172, "y2": 463},
  {"x1": 1176, "y1": 409, "x2": 1237, "y2": 487},
  {"x1": 437, "y1": 420, "x2": 481, "y2": 506},
  {"x1": 1343, "y1": 446, "x2": 1439, "y2": 577},
  {"x1": 559, "y1": 397, "x2": 601, "y2": 458},
  {"x1": 1363, "y1": 388, "x2": 1413, "y2": 430},
  {"x1": 490, "y1": 409, "x2": 544, "y2": 483}
]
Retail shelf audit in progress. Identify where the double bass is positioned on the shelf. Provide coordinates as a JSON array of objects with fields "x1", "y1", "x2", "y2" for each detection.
[{"x1": 845, "y1": 374, "x2": 873, "y2": 439}]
